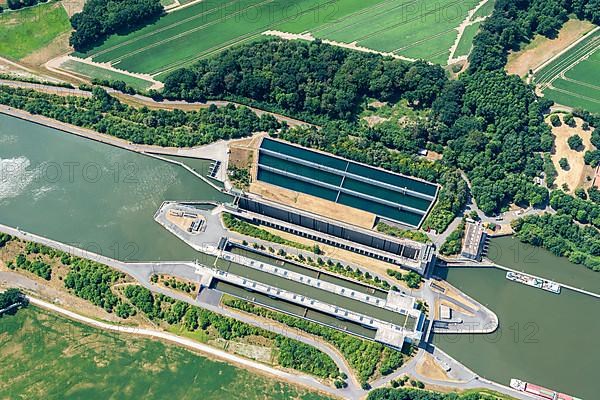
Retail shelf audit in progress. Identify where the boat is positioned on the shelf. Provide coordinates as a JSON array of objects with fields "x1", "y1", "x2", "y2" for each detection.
[
  {"x1": 510, "y1": 378, "x2": 582, "y2": 400},
  {"x1": 505, "y1": 271, "x2": 561, "y2": 294}
]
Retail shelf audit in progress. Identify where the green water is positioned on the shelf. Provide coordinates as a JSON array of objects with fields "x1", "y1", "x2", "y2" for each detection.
[
  {"x1": 0, "y1": 114, "x2": 231, "y2": 261},
  {"x1": 434, "y1": 238, "x2": 600, "y2": 399},
  {"x1": 0, "y1": 306, "x2": 330, "y2": 400},
  {"x1": 488, "y1": 236, "x2": 600, "y2": 294}
]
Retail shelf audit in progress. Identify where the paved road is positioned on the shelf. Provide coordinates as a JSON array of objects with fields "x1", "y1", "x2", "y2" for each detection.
[{"x1": 0, "y1": 222, "x2": 539, "y2": 399}]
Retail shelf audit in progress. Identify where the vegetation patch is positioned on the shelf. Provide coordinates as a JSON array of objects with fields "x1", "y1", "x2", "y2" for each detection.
[
  {"x1": 376, "y1": 222, "x2": 429, "y2": 244},
  {"x1": 0, "y1": 2, "x2": 71, "y2": 60},
  {"x1": 439, "y1": 220, "x2": 466, "y2": 256},
  {"x1": 223, "y1": 297, "x2": 406, "y2": 386},
  {"x1": 0, "y1": 85, "x2": 280, "y2": 147},
  {"x1": 123, "y1": 285, "x2": 340, "y2": 379},
  {"x1": 0, "y1": 306, "x2": 332, "y2": 400},
  {"x1": 222, "y1": 213, "x2": 313, "y2": 252}
]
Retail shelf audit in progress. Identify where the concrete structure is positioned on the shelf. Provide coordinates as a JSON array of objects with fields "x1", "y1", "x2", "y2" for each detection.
[
  {"x1": 231, "y1": 195, "x2": 435, "y2": 275},
  {"x1": 255, "y1": 138, "x2": 439, "y2": 227},
  {"x1": 198, "y1": 246, "x2": 425, "y2": 348},
  {"x1": 461, "y1": 220, "x2": 487, "y2": 261}
]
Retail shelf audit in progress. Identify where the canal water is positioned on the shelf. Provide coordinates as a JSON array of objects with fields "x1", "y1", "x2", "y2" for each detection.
[
  {"x1": 0, "y1": 114, "x2": 231, "y2": 261},
  {"x1": 435, "y1": 236, "x2": 600, "y2": 399},
  {"x1": 3, "y1": 114, "x2": 599, "y2": 398},
  {"x1": 487, "y1": 235, "x2": 600, "y2": 294}
]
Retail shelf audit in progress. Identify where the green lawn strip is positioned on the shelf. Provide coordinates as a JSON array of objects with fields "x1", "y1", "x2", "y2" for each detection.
[
  {"x1": 454, "y1": 21, "x2": 482, "y2": 57},
  {"x1": 0, "y1": 2, "x2": 70, "y2": 60},
  {"x1": 222, "y1": 213, "x2": 314, "y2": 252},
  {"x1": 60, "y1": 59, "x2": 155, "y2": 91}
]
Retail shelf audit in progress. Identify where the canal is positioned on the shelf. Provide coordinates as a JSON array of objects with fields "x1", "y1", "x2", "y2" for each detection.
[
  {"x1": 3, "y1": 114, "x2": 599, "y2": 399},
  {"x1": 0, "y1": 114, "x2": 231, "y2": 261},
  {"x1": 435, "y1": 236, "x2": 600, "y2": 399}
]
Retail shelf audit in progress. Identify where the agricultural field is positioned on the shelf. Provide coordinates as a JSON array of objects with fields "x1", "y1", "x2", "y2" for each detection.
[
  {"x1": 453, "y1": 20, "x2": 481, "y2": 58},
  {"x1": 0, "y1": 306, "x2": 329, "y2": 400},
  {"x1": 74, "y1": 0, "x2": 485, "y2": 77},
  {"x1": 59, "y1": 58, "x2": 156, "y2": 91},
  {"x1": 535, "y1": 28, "x2": 600, "y2": 113},
  {"x1": 0, "y1": 2, "x2": 71, "y2": 60}
]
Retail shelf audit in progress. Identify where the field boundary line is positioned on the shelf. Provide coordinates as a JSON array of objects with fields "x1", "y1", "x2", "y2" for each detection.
[
  {"x1": 447, "y1": 0, "x2": 491, "y2": 63},
  {"x1": 561, "y1": 76, "x2": 600, "y2": 92},
  {"x1": 546, "y1": 85, "x2": 600, "y2": 105},
  {"x1": 532, "y1": 26, "x2": 600, "y2": 78}
]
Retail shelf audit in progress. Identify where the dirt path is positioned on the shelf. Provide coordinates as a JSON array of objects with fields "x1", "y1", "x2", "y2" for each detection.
[
  {"x1": 15, "y1": 292, "x2": 344, "y2": 400},
  {"x1": 447, "y1": 0, "x2": 491, "y2": 64}
]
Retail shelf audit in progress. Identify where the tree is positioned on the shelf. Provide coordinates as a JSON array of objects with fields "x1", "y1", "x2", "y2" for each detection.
[
  {"x1": 567, "y1": 134, "x2": 583, "y2": 150},
  {"x1": 550, "y1": 114, "x2": 561, "y2": 127},
  {"x1": 559, "y1": 157, "x2": 569, "y2": 170},
  {"x1": 563, "y1": 113, "x2": 576, "y2": 127}
]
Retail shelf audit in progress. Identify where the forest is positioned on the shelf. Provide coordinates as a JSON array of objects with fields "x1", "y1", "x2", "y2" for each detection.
[
  {"x1": 163, "y1": 40, "x2": 447, "y2": 122},
  {"x1": 0, "y1": 86, "x2": 279, "y2": 147},
  {"x1": 469, "y1": 0, "x2": 599, "y2": 72},
  {"x1": 70, "y1": 0, "x2": 163, "y2": 51}
]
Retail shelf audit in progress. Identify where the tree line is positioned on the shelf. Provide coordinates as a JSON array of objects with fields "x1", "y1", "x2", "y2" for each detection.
[
  {"x1": 70, "y1": 0, "x2": 164, "y2": 52},
  {"x1": 512, "y1": 213, "x2": 600, "y2": 271},
  {"x1": 0, "y1": 86, "x2": 279, "y2": 147}
]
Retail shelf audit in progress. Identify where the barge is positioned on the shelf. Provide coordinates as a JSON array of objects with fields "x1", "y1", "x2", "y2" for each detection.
[
  {"x1": 506, "y1": 271, "x2": 560, "y2": 294},
  {"x1": 510, "y1": 379, "x2": 581, "y2": 400}
]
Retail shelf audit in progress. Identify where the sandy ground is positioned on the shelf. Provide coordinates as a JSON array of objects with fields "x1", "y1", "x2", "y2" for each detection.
[
  {"x1": 430, "y1": 280, "x2": 478, "y2": 311},
  {"x1": 165, "y1": 212, "x2": 204, "y2": 232},
  {"x1": 362, "y1": 115, "x2": 390, "y2": 127},
  {"x1": 228, "y1": 134, "x2": 264, "y2": 170},
  {"x1": 415, "y1": 352, "x2": 452, "y2": 382},
  {"x1": 549, "y1": 115, "x2": 597, "y2": 192},
  {"x1": 249, "y1": 181, "x2": 376, "y2": 230},
  {"x1": 61, "y1": 0, "x2": 85, "y2": 16},
  {"x1": 506, "y1": 19, "x2": 595, "y2": 77},
  {"x1": 434, "y1": 298, "x2": 475, "y2": 319}
]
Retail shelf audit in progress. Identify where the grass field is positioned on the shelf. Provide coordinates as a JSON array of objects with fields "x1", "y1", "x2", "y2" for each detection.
[
  {"x1": 454, "y1": 20, "x2": 481, "y2": 57},
  {"x1": 535, "y1": 28, "x2": 600, "y2": 113},
  {"x1": 0, "y1": 2, "x2": 71, "y2": 60},
  {"x1": 60, "y1": 58, "x2": 156, "y2": 90},
  {"x1": 0, "y1": 306, "x2": 329, "y2": 400},
  {"x1": 76, "y1": 0, "x2": 482, "y2": 76}
]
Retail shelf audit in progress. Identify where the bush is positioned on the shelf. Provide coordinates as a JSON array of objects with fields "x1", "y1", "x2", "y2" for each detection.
[
  {"x1": 567, "y1": 134, "x2": 583, "y2": 150},
  {"x1": 559, "y1": 157, "x2": 569, "y2": 170},
  {"x1": 563, "y1": 114, "x2": 576, "y2": 127}
]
